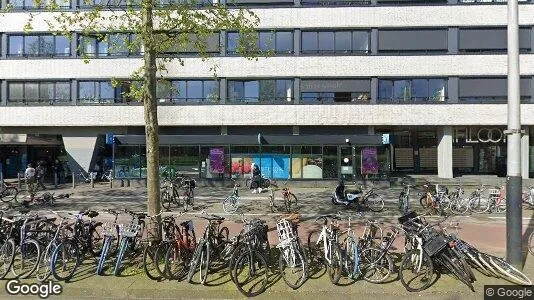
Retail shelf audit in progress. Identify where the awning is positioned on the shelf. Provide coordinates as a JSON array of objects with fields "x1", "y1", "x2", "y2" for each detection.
[{"x1": 115, "y1": 134, "x2": 385, "y2": 146}]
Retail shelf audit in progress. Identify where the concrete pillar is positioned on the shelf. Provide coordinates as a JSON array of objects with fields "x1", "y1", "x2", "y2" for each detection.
[
  {"x1": 294, "y1": 0, "x2": 300, "y2": 6},
  {"x1": 1, "y1": 33, "x2": 7, "y2": 59},
  {"x1": 220, "y1": 30, "x2": 226, "y2": 56},
  {"x1": 62, "y1": 134, "x2": 99, "y2": 174},
  {"x1": 294, "y1": 29, "x2": 301, "y2": 55},
  {"x1": 448, "y1": 77, "x2": 459, "y2": 103},
  {"x1": 219, "y1": 78, "x2": 227, "y2": 104},
  {"x1": 370, "y1": 0, "x2": 377, "y2": 4},
  {"x1": 221, "y1": 125, "x2": 227, "y2": 135},
  {"x1": 292, "y1": 126, "x2": 299, "y2": 135},
  {"x1": 447, "y1": 0, "x2": 458, "y2": 4},
  {"x1": 448, "y1": 27, "x2": 458, "y2": 54},
  {"x1": 438, "y1": 126, "x2": 454, "y2": 178},
  {"x1": 370, "y1": 77, "x2": 378, "y2": 104},
  {"x1": 531, "y1": 77, "x2": 534, "y2": 103},
  {"x1": 371, "y1": 29, "x2": 378, "y2": 54},
  {"x1": 71, "y1": 32, "x2": 78, "y2": 58},
  {"x1": 522, "y1": 127, "x2": 530, "y2": 179},
  {"x1": 293, "y1": 78, "x2": 300, "y2": 104},
  {"x1": 368, "y1": 126, "x2": 375, "y2": 135}
]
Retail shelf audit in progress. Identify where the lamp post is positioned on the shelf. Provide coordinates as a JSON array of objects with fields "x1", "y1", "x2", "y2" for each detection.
[{"x1": 506, "y1": 0, "x2": 522, "y2": 269}]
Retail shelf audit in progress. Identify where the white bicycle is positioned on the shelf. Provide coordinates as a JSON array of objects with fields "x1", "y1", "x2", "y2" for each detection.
[
  {"x1": 222, "y1": 179, "x2": 241, "y2": 213},
  {"x1": 307, "y1": 214, "x2": 343, "y2": 284}
]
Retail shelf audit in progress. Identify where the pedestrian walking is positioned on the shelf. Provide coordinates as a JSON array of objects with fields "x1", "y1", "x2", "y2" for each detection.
[
  {"x1": 24, "y1": 163, "x2": 36, "y2": 200},
  {"x1": 53, "y1": 159, "x2": 63, "y2": 188},
  {"x1": 251, "y1": 163, "x2": 262, "y2": 194},
  {"x1": 36, "y1": 161, "x2": 47, "y2": 191}
]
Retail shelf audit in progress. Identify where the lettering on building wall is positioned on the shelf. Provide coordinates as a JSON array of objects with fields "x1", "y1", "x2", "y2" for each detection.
[{"x1": 454, "y1": 127, "x2": 505, "y2": 143}]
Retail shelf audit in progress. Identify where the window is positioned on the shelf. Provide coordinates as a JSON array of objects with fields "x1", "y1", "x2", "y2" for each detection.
[
  {"x1": 79, "y1": 0, "x2": 144, "y2": 8},
  {"x1": 227, "y1": 31, "x2": 293, "y2": 54},
  {"x1": 228, "y1": 79, "x2": 293, "y2": 103},
  {"x1": 378, "y1": 29, "x2": 448, "y2": 53},
  {"x1": 301, "y1": 0, "x2": 372, "y2": 5},
  {"x1": 459, "y1": 28, "x2": 531, "y2": 53},
  {"x1": 156, "y1": 80, "x2": 219, "y2": 103},
  {"x1": 7, "y1": 81, "x2": 71, "y2": 104},
  {"x1": 378, "y1": 78, "x2": 446, "y2": 102},
  {"x1": 458, "y1": 77, "x2": 531, "y2": 103},
  {"x1": 79, "y1": 33, "x2": 140, "y2": 57},
  {"x1": 155, "y1": 0, "x2": 212, "y2": 7},
  {"x1": 7, "y1": 34, "x2": 71, "y2": 57},
  {"x1": 78, "y1": 81, "x2": 116, "y2": 103},
  {"x1": 300, "y1": 79, "x2": 371, "y2": 103},
  {"x1": 162, "y1": 33, "x2": 220, "y2": 54},
  {"x1": 8, "y1": 0, "x2": 70, "y2": 9},
  {"x1": 301, "y1": 30, "x2": 370, "y2": 54}
]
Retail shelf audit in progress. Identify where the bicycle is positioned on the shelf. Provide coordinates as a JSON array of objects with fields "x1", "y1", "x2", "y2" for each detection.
[
  {"x1": 449, "y1": 184, "x2": 470, "y2": 215},
  {"x1": 307, "y1": 214, "x2": 343, "y2": 284},
  {"x1": 280, "y1": 182, "x2": 298, "y2": 212},
  {"x1": 222, "y1": 179, "x2": 241, "y2": 214},
  {"x1": 0, "y1": 182, "x2": 18, "y2": 203},
  {"x1": 522, "y1": 186, "x2": 534, "y2": 208},
  {"x1": 161, "y1": 178, "x2": 195, "y2": 211},
  {"x1": 100, "y1": 170, "x2": 113, "y2": 182},
  {"x1": 276, "y1": 213, "x2": 307, "y2": 289},
  {"x1": 420, "y1": 183, "x2": 450, "y2": 215},
  {"x1": 398, "y1": 181, "x2": 413, "y2": 216},
  {"x1": 22, "y1": 192, "x2": 70, "y2": 208},
  {"x1": 339, "y1": 215, "x2": 361, "y2": 280},
  {"x1": 187, "y1": 211, "x2": 229, "y2": 285},
  {"x1": 246, "y1": 175, "x2": 271, "y2": 190},
  {"x1": 96, "y1": 209, "x2": 121, "y2": 275}
]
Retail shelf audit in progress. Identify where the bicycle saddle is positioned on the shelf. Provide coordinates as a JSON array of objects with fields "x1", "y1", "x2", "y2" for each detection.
[
  {"x1": 105, "y1": 209, "x2": 120, "y2": 215},
  {"x1": 199, "y1": 214, "x2": 224, "y2": 221}
]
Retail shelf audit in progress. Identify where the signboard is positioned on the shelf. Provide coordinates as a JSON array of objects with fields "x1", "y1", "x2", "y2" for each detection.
[
  {"x1": 361, "y1": 147, "x2": 379, "y2": 175},
  {"x1": 209, "y1": 148, "x2": 225, "y2": 174}
]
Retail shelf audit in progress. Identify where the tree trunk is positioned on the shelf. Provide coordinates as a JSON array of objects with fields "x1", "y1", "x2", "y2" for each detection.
[{"x1": 142, "y1": 1, "x2": 161, "y2": 241}]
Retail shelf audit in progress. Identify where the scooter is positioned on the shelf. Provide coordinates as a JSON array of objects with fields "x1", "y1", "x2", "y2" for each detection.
[{"x1": 331, "y1": 186, "x2": 363, "y2": 206}]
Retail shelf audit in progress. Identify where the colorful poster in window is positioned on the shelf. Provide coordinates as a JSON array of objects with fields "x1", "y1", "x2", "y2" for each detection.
[
  {"x1": 251, "y1": 154, "x2": 290, "y2": 179},
  {"x1": 209, "y1": 148, "x2": 225, "y2": 174},
  {"x1": 361, "y1": 147, "x2": 379, "y2": 175}
]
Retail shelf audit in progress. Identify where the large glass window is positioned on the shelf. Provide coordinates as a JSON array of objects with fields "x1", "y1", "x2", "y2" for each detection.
[
  {"x1": 300, "y1": 79, "x2": 371, "y2": 104},
  {"x1": 156, "y1": 80, "x2": 219, "y2": 103},
  {"x1": 114, "y1": 145, "x2": 141, "y2": 178},
  {"x1": 291, "y1": 146, "x2": 323, "y2": 179},
  {"x1": 78, "y1": 81, "x2": 116, "y2": 104},
  {"x1": 378, "y1": 78, "x2": 446, "y2": 102},
  {"x1": 301, "y1": 30, "x2": 370, "y2": 54},
  {"x1": 7, "y1": 81, "x2": 71, "y2": 104},
  {"x1": 227, "y1": 31, "x2": 293, "y2": 54},
  {"x1": 8, "y1": 34, "x2": 71, "y2": 57},
  {"x1": 9, "y1": 0, "x2": 70, "y2": 9},
  {"x1": 79, "y1": 33, "x2": 140, "y2": 57},
  {"x1": 228, "y1": 79, "x2": 293, "y2": 103}
]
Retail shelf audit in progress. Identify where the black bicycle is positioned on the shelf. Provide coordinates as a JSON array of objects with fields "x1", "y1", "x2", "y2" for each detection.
[{"x1": 0, "y1": 182, "x2": 18, "y2": 203}]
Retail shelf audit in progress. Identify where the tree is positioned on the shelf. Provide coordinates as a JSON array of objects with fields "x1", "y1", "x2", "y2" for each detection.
[{"x1": 24, "y1": 0, "x2": 261, "y2": 240}]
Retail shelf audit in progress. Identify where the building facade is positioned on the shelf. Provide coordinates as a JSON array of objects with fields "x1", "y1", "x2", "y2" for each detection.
[{"x1": 1, "y1": 0, "x2": 534, "y2": 181}]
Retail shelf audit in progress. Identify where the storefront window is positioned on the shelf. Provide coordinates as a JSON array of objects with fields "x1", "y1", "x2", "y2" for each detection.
[
  {"x1": 292, "y1": 146, "x2": 323, "y2": 179},
  {"x1": 159, "y1": 146, "x2": 170, "y2": 177},
  {"x1": 230, "y1": 146, "x2": 259, "y2": 179},
  {"x1": 170, "y1": 146, "x2": 199, "y2": 178},
  {"x1": 114, "y1": 145, "x2": 141, "y2": 178},
  {"x1": 200, "y1": 146, "x2": 229, "y2": 179},
  {"x1": 323, "y1": 146, "x2": 338, "y2": 178}
]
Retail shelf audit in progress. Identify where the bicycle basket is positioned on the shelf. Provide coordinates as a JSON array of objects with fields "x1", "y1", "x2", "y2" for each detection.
[
  {"x1": 119, "y1": 224, "x2": 141, "y2": 238},
  {"x1": 488, "y1": 188, "x2": 501, "y2": 197},
  {"x1": 102, "y1": 222, "x2": 117, "y2": 237},
  {"x1": 421, "y1": 232, "x2": 449, "y2": 257},
  {"x1": 276, "y1": 219, "x2": 297, "y2": 243}
]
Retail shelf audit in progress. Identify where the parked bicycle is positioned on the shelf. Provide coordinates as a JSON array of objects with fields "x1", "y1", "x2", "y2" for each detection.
[
  {"x1": 276, "y1": 213, "x2": 307, "y2": 289},
  {"x1": 307, "y1": 214, "x2": 343, "y2": 284},
  {"x1": 222, "y1": 179, "x2": 241, "y2": 214},
  {"x1": 0, "y1": 182, "x2": 18, "y2": 203},
  {"x1": 161, "y1": 176, "x2": 195, "y2": 211}
]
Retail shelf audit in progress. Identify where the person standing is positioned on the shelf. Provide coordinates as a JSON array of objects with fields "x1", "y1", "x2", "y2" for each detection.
[
  {"x1": 251, "y1": 163, "x2": 262, "y2": 194},
  {"x1": 24, "y1": 164, "x2": 36, "y2": 200},
  {"x1": 52, "y1": 159, "x2": 63, "y2": 188},
  {"x1": 36, "y1": 161, "x2": 47, "y2": 191}
]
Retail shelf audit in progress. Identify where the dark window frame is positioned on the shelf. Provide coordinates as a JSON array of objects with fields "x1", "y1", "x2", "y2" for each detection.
[
  {"x1": 7, "y1": 81, "x2": 71, "y2": 104},
  {"x1": 227, "y1": 79, "x2": 294, "y2": 103},
  {"x1": 226, "y1": 30, "x2": 294, "y2": 55},
  {"x1": 7, "y1": 0, "x2": 71, "y2": 10},
  {"x1": 300, "y1": 29, "x2": 370, "y2": 55},
  {"x1": 156, "y1": 79, "x2": 220, "y2": 103},
  {"x1": 378, "y1": 78, "x2": 448, "y2": 103},
  {"x1": 78, "y1": 33, "x2": 141, "y2": 57},
  {"x1": 7, "y1": 34, "x2": 72, "y2": 57}
]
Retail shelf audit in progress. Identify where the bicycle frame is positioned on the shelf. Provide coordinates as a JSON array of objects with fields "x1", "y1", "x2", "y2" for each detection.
[{"x1": 315, "y1": 223, "x2": 337, "y2": 264}]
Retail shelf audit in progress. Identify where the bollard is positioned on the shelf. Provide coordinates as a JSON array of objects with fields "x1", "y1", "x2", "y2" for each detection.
[
  {"x1": 127, "y1": 179, "x2": 130, "y2": 187},
  {"x1": 54, "y1": 173, "x2": 58, "y2": 189},
  {"x1": 72, "y1": 173, "x2": 76, "y2": 189},
  {"x1": 120, "y1": 179, "x2": 124, "y2": 187},
  {"x1": 109, "y1": 178, "x2": 113, "y2": 189},
  {"x1": 91, "y1": 176, "x2": 94, "y2": 188},
  {"x1": 17, "y1": 173, "x2": 22, "y2": 189}
]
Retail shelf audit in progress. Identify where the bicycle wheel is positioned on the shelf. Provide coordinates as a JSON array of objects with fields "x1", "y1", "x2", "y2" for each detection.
[
  {"x1": 223, "y1": 196, "x2": 239, "y2": 214},
  {"x1": 89, "y1": 222, "x2": 104, "y2": 257},
  {"x1": 51, "y1": 240, "x2": 80, "y2": 281},
  {"x1": 360, "y1": 247, "x2": 393, "y2": 283},
  {"x1": 187, "y1": 239, "x2": 205, "y2": 283},
  {"x1": 327, "y1": 243, "x2": 343, "y2": 285},
  {"x1": 450, "y1": 198, "x2": 469, "y2": 215},
  {"x1": 161, "y1": 191, "x2": 173, "y2": 211},
  {"x1": 165, "y1": 243, "x2": 189, "y2": 280},
  {"x1": 306, "y1": 230, "x2": 325, "y2": 267},
  {"x1": 199, "y1": 241, "x2": 210, "y2": 285},
  {"x1": 279, "y1": 245, "x2": 306, "y2": 289},
  {"x1": 399, "y1": 249, "x2": 434, "y2": 292},
  {"x1": 12, "y1": 239, "x2": 40, "y2": 279},
  {"x1": 469, "y1": 196, "x2": 490, "y2": 214},
  {"x1": 142, "y1": 242, "x2": 163, "y2": 281},
  {"x1": 488, "y1": 255, "x2": 532, "y2": 285},
  {"x1": 436, "y1": 249, "x2": 474, "y2": 291},
  {"x1": 495, "y1": 200, "x2": 507, "y2": 213},
  {"x1": 284, "y1": 193, "x2": 298, "y2": 213},
  {"x1": 233, "y1": 250, "x2": 269, "y2": 297},
  {"x1": 0, "y1": 187, "x2": 18, "y2": 203},
  {"x1": 366, "y1": 194, "x2": 384, "y2": 213},
  {"x1": 36, "y1": 242, "x2": 57, "y2": 282},
  {"x1": 529, "y1": 231, "x2": 534, "y2": 256},
  {"x1": 0, "y1": 239, "x2": 15, "y2": 279},
  {"x1": 343, "y1": 236, "x2": 360, "y2": 280}
]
